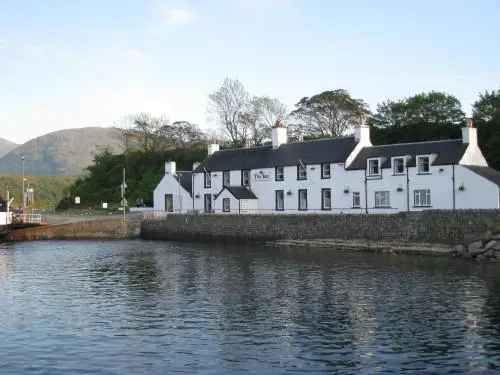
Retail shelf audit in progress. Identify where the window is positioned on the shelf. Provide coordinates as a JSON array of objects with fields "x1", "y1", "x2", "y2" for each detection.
[
  {"x1": 275, "y1": 190, "x2": 284, "y2": 211},
  {"x1": 275, "y1": 166, "x2": 284, "y2": 181},
  {"x1": 414, "y1": 189, "x2": 431, "y2": 207},
  {"x1": 321, "y1": 188, "x2": 331, "y2": 210},
  {"x1": 223, "y1": 198, "x2": 230, "y2": 212},
  {"x1": 223, "y1": 171, "x2": 230, "y2": 187},
  {"x1": 297, "y1": 164, "x2": 307, "y2": 180},
  {"x1": 204, "y1": 194, "x2": 212, "y2": 213},
  {"x1": 352, "y1": 192, "x2": 361, "y2": 208},
  {"x1": 321, "y1": 163, "x2": 331, "y2": 179},
  {"x1": 374, "y1": 191, "x2": 390, "y2": 208},
  {"x1": 368, "y1": 159, "x2": 381, "y2": 176},
  {"x1": 392, "y1": 157, "x2": 405, "y2": 175},
  {"x1": 204, "y1": 172, "x2": 211, "y2": 188},
  {"x1": 298, "y1": 189, "x2": 308, "y2": 210},
  {"x1": 417, "y1": 156, "x2": 430, "y2": 174},
  {"x1": 241, "y1": 169, "x2": 250, "y2": 186},
  {"x1": 165, "y1": 194, "x2": 173, "y2": 212}
]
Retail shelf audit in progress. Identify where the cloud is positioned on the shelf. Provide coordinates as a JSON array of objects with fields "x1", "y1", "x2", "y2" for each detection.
[
  {"x1": 118, "y1": 49, "x2": 146, "y2": 62},
  {"x1": 57, "y1": 51, "x2": 75, "y2": 60},
  {"x1": 25, "y1": 45, "x2": 43, "y2": 57},
  {"x1": 164, "y1": 9, "x2": 193, "y2": 26}
]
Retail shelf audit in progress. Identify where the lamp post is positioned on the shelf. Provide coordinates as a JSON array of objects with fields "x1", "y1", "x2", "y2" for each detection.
[{"x1": 21, "y1": 156, "x2": 25, "y2": 212}]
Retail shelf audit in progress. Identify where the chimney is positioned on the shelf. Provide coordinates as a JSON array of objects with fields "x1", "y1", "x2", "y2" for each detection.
[
  {"x1": 208, "y1": 138, "x2": 219, "y2": 156},
  {"x1": 462, "y1": 119, "x2": 477, "y2": 144},
  {"x1": 353, "y1": 114, "x2": 370, "y2": 145},
  {"x1": 271, "y1": 119, "x2": 287, "y2": 149},
  {"x1": 192, "y1": 162, "x2": 200, "y2": 171},
  {"x1": 244, "y1": 140, "x2": 251, "y2": 148},
  {"x1": 298, "y1": 134, "x2": 304, "y2": 142},
  {"x1": 165, "y1": 161, "x2": 176, "y2": 175}
]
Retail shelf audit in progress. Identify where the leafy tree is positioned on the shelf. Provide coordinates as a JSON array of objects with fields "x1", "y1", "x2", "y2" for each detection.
[
  {"x1": 166, "y1": 121, "x2": 209, "y2": 149},
  {"x1": 290, "y1": 89, "x2": 369, "y2": 137},
  {"x1": 370, "y1": 91, "x2": 465, "y2": 128},
  {"x1": 473, "y1": 89, "x2": 500, "y2": 170}
]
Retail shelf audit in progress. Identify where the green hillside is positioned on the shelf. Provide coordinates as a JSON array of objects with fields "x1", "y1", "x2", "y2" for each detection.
[
  {"x1": 0, "y1": 175, "x2": 76, "y2": 209},
  {"x1": 0, "y1": 127, "x2": 123, "y2": 176}
]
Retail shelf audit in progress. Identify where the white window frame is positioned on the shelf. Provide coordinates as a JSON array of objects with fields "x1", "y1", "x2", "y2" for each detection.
[
  {"x1": 321, "y1": 188, "x2": 331, "y2": 210},
  {"x1": 298, "y1": 189, "x2": 308, "y2": 210},
  {"x1": 392, "y1": 157, "x2": 405, "y2": 175},
  {"x1": 417, "y1": 155, "x2": 430, "y2": 174},
  {"x1": 297, "y1": 164, "x2": 307, "y2": 180},
  {"x1": 204, "y1": 172, "x2": 211, "y2": 188},
  {"x1": 321, "y1": 163, "x2": 331, "y2": 179},
  {"x1": 275, "y1": 190, "x2": 284, "y2": 211},
  {"x1": 374, "y1": 191, "x2": 390, "y2": 208},
  {"x1": 352, "y1": 192, "x2": 361, "y2": 208},
  {"x1": 222, "y1": 197, "x2": 230, "y2": 212},
  {"x1": 367, "y1": 158, "x2": 381, "y2": 177},
  {"x1": 275, "y1": 166, "x2": 284, "y2": 181},
  {"x1": 414, "y1": 189, "x2": 431, "y2": 207},
  {"x1": 223, "y1": 171, "x2": 230, "y2": 187},
  {"x1": 242, "y1": 170, "x2": 250, "y2": 186}
]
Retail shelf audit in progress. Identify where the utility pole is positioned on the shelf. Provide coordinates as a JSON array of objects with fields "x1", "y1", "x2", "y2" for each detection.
[
  {"x1": 121, "y1": 167, "x2": 126, "y2": 221},
  {"x1": 21, "y1": 156, "x2": 25, "y2": 212}
]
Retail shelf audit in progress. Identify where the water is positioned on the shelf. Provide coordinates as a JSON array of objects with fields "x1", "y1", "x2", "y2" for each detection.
[{"x1": 1, "y1": 241, "x2": 500, "y2": 374}]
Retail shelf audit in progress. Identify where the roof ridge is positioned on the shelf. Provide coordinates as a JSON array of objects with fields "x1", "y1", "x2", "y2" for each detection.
[{"x1": 369, "y1": 138, "x2": 462, "y2": 148}]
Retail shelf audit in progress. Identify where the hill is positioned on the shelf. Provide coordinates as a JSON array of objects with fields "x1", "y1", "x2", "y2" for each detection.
[
  {"x1": 0, "y1": 137, "x2": 19, "y2": 158},
  {"x1": 0, "y1": 127, "x2": 123, "y2": 176},
  {"x1": 0, "y1": 175, "x2": 76, "y2": 209}
]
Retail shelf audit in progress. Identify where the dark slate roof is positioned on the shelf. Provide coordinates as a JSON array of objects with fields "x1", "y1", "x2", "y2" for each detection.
[
  {"x1": 173, "y1": 171, "x2": 193, "y2": 196},
  {"x1": 194, "y1": 137, "x2": 358, "y2": 173},
  {"x1": 347, "y1": 139, "x2": 468, "y2": 170},
  {"x1": 464, "y1": 165, "x2": 500, "y2": 187},
  {"x1": 216, "y1": 186, "x2": 258, "y2": 200}
]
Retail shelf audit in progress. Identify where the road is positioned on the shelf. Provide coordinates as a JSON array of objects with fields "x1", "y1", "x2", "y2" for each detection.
[{"x1": 42, "y1": 212, "x2": 144, "y2": 225}]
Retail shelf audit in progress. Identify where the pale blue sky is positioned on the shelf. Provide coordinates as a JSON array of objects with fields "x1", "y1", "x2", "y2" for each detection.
[{"x1": 0, "y1": 0, "x2": 499, "y2": 144}]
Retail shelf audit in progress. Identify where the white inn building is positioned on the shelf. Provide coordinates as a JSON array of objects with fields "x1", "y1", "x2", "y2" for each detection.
[{"x1": 153, "y1": 119, "x2": 500, "y2": 214}]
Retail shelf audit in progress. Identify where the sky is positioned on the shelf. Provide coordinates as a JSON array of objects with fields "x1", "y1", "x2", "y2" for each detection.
[{"x1": 0, "y1": 0, "x2": 499, "y2": 144}]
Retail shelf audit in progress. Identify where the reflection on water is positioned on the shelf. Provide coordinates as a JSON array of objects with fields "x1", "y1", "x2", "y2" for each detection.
[{"x1": 1, "y1": 240, "x2": 500, "y2": 374}]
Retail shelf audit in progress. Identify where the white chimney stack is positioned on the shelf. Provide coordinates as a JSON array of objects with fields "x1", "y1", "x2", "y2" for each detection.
[
  {"x1": 192, "y1": 162, "x2": 201, "y2": 171},
  {"x1": 271, "y1": 120, "x2": 287, "y2": 149},
  {"x1": 208, "y1": 138, "x2": 219, "y2": 156},
  {"x1": 353, "y1": 114, "x2": 371, "y2": 145},
  {"x1": 462, "y1": 119, "x2": 477, "y2": 144},
  {"x1": 165, "y1": 161, "x2": 176, "y2": 175}
]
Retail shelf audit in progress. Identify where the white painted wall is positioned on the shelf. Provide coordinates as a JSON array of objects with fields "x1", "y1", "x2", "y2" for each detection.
[
  {"x1": 153, "y1": 173, "x2": 193, "y2": 213},
  {"x1": 454, "y1": 165, "x2": 499, "y2": 209},
  {"x1": 213, "y1": 189, "x2": 239, "y2": 213}
]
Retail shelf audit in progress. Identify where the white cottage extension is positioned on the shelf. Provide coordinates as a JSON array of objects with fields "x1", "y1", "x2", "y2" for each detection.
[{"x1": 153, "y1": 119, "x2": 500, "y2": 214}]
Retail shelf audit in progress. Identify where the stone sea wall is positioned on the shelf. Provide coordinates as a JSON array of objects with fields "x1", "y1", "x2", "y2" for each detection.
[{"x1": 141, "y1": 210, "x2": 500, "y2": 245}]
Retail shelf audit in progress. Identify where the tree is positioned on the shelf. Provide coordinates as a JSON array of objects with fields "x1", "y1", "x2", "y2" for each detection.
[
  {"x1": 290, "y1": 89, "x2": 369, "y2": 138},
  {"x1": 370, "y1": 91, "x2": 465, "y2": 128},
  {"x1": 165, "y1": 121, "x2": 209, "y2": 149},
  {"x1": 207, "y1": 78, "x2": 250, "y2": 144},
  {"x1": 473, "y1": 89, "x2": 500, "y2": 170}
]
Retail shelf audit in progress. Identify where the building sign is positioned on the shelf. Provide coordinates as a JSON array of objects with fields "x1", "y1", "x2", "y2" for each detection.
[
  {"x1": 253, "y1": 170, "x2": 272, "y2": 182},
  {"x1": 75, "y1": 197, "x2": 80, "y2": 204}
]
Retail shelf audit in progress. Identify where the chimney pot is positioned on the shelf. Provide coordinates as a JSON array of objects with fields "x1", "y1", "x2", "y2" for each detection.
[{"x1": 467, "y1": 119, "x2": 474, "y2": 128}]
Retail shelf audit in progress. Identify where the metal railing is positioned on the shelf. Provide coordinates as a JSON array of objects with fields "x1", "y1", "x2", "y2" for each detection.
[{"x1": 13, "y1": 213, "x2": 42, "y2": 224}]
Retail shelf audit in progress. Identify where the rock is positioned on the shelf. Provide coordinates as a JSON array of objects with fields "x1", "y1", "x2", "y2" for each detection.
[
  {"x1": 485, "y1": 249, "x2": 496, "y2": 258},
  {"x1": 477, "y1": 255, "x2": 486, "y2": 262},
  {"x1": 493, "y1": 242, "x2": 500, "y2": 251},
  {"x1": 468, "y1": 241, "x2": 484, "y2": 255},
  {"x1": 493, "y1": 234, "x2": 500, "y2": 240},
  {"x1": 462, "y1": 252, "x2": 472, "y2": 259},
  {"x1": 454, "y1": 244, "x2": 466, "y2": 256},
  {"x1": 485, "y1": 240, "x2": 497, "y2": 250},
  {"x1": 495, "y1": 251, "x2": 500, "y2": 259},
  {"x1": 481, "y1": 230, "x2": 493, "y2": 242}
]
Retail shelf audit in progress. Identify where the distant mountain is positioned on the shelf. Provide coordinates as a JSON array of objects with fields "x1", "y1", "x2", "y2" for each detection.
[
  {"x1": 0, "y1": 137, "x2": 19, "y2": 158},
  {"x1": 0, "y1": 127, "x2": 123, "y2": 176}
]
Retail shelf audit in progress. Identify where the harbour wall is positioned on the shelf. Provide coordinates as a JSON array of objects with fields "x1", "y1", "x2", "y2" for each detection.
[
  {"x1": 140, "y1": 210, "x2": 500, "y2": 245},
  {"x1": 10, "y1": 218, "x2": 141, "y2": 241}
]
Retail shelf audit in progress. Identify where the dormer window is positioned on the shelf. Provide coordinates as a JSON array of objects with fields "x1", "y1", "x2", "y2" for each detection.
[
  {"x1": 392, "y1": 157, "x2": 405, "y2": 175},
  {"x1": 367, "y1": 158, "x2": 381, "y2": 177},
  {"x1": 417, "y1": 156, "x2": 430, "y2": 174}
]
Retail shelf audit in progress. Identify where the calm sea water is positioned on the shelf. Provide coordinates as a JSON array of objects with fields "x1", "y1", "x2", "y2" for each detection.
[{"x1": 1, "y1": 240, "x2": 500, "y2": 374}]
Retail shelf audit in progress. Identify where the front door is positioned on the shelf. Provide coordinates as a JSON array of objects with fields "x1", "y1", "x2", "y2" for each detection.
[
  {"x1": 204, "y1": 194, "x2": 212, "y2": 213},
  {"x1": 165, "y1": 194, "x2": 173, "y2": 212}
]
